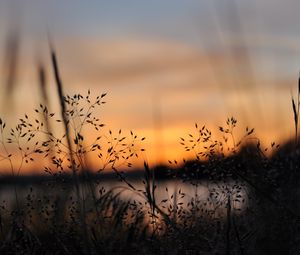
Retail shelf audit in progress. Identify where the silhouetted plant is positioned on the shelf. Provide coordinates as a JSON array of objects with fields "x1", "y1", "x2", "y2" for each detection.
[{"x1": 291, "y1": 73, "x2": 300, "y2": 144}]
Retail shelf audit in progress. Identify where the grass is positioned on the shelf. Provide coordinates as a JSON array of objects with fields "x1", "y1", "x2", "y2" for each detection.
[
  {"x1": 0, "y1": 45, "x2": 299, "y2": 255},
  {"x1": 291, "y1": 73, "x2": 300, "y2": 144}
]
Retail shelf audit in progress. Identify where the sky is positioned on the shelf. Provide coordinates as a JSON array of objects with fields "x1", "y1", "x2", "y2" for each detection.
[{"x1": 0, "y1": 0, "x2": 300, "y2": 172}]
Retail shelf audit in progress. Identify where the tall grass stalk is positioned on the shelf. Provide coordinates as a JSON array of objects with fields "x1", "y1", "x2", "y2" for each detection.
[
  {"x1": 291, "y1": 73, "x2": 300, "y2": 145},
  {"x1": 50, "y1": 45, "x2": 81, "y2": 202},
  {"x1": 37, "y1": 61, "x2": 56, "y2": 161},
  {"x1": 49, "y1": 42, "x2": 89, "y2": 253},
  {"x1": 3, "y1": 25, "x2": 20, "y2": 104}
]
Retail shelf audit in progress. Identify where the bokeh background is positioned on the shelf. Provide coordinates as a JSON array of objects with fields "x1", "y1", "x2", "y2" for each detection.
[{"x1": 0, "y1": 0, "x2": 299, "y2": 169}]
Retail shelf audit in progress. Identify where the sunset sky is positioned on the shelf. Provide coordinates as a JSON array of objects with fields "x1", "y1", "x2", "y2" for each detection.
[{"x1": 0, "y1": 0, "x2": 300, "y2": 171}]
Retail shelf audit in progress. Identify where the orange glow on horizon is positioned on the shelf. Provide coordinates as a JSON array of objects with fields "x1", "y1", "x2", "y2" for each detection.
[
  {"x1": 0, "y1": 119, "x2": 294, "y2": 176},
  {"x1": 0, "y1": 38, "x2": 298, "y2": 175}
]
